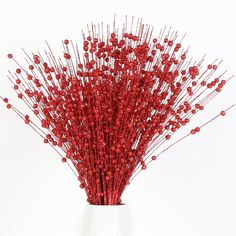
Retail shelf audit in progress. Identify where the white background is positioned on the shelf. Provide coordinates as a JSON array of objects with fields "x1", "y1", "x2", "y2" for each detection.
[{"x1": 0, "y1": 0, "x2": 236, "y2": 235}]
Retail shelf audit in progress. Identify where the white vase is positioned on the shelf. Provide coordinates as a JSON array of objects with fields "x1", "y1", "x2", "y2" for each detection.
[{"x1": 81, "y1": 204, "x2": 131, "y2": 236}]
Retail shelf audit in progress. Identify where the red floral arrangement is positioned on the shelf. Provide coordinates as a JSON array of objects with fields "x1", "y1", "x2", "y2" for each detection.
[{"x1": 0, "y1": 18, "x2": 234, "y2": 205}]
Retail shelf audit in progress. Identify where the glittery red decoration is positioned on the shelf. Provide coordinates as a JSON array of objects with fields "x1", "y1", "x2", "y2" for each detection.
[{"x1": 0, "y1": 19, "x2": 234, "y2": 205}]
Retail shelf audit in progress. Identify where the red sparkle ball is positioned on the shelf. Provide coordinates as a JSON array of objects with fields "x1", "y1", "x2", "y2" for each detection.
[
  {"x1": 0, "y1": 17, "x2": 234, "y2": 205},
  {"x1": 3, "y1": 98, "x2": 8, "y2": 103},
  {"x1": 7, "y1": 53, "x2": 13, "y2": 59},
  {"x1": 152, "y1": 156, "x2": 157, "y2": 161},
  {"x1": 64, "y1": 53, "x2": 71, "y2": 59},
  {"x1": 221, "y1": 111, "x2": 226, "y2": 116},
  {"x1": 64, "y1": 39, "x2": 69, "y2": 45},
  {"x1": 16, "y1": 68, "x2": 21, "y2": 74},
  {"x1": 62, "y1": 158, "x2": 67, "y2": 163}
]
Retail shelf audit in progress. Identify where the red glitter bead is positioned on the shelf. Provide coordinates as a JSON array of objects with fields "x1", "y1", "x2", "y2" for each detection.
[
  {"x1": 6, "y1": 104, "x2": 11, "y2": 109},
  {"x1": 64, "y1": 39, "x2": 69, "y2": 45},
  {"x1": 44, "y1": 139, "x2": 49, "y2": 144},
  {"x1": 7, "y1": 54, "x2": 13, "y2": 59},
  {"x1": 16, "y1": 79, "x2": 21, "y2": 84},
  {"x1": 195, "y1": 127, "x2": 200, "y2": 132},
  {"x1": 80, "y1": 184, "x2": 85, "y2": 189},
  {"x1": 191, "y1": 129, "x2": 196, "y2": 135},
  {"x1": 142, "y1": 165, "x2": 147, "y2": 170},
  {"x1": 165, "y1": 135, "x2": 171, "y2": 140},
  {"x1": 3, "y1": 98, "x2": 8, "y2": 103},
  {"x1": 220, "y1": 111, "x2": 226, "y2": 116},
  {"x1": 64, "y1": 53, "x2": 71, "y2": 59},
  {"x1": 16, "y1": 69, "x2": 21, "y2": 74}
]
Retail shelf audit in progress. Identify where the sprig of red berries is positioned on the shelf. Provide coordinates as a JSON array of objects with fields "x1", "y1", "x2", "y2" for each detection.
[{"x1": 1, "y1": 19, "x2": 234, "y2": 205}]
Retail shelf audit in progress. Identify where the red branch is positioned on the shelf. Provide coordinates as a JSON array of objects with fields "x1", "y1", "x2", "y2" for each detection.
[{"x1": 0, "y1": 20, "x2": 234, "y2": 205}]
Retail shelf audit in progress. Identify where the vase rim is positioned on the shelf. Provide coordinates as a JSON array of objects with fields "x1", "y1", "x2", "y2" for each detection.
[{"x1": 87, "y1": 203, "x2": 126, "y2": 207}]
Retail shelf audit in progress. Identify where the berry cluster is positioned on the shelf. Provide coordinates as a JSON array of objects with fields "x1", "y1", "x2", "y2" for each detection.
[{"x1": 0, "y1": 21, "x2": 232, "y2": 205}]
